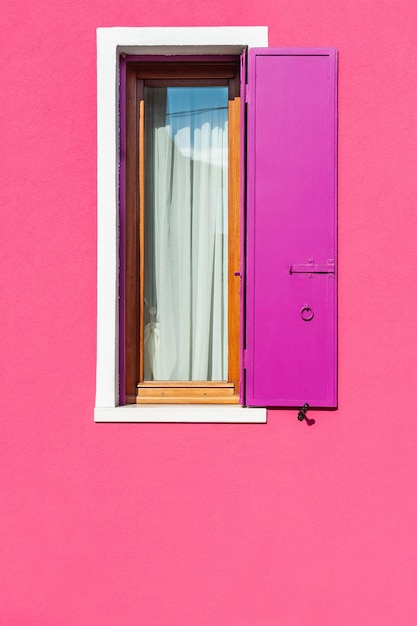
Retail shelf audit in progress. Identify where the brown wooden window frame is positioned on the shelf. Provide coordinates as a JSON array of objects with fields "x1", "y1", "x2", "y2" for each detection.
[{"x1": 124, "y1": 58, "x2": 241, "y2": 405}]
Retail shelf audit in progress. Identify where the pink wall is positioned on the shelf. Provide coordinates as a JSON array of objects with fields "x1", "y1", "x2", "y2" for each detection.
[{"x1": 1, "y1": 1, "x2": 417, "y2": 624}]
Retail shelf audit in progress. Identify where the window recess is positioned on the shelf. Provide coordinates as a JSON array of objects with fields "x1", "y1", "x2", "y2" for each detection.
[{"x1": 123, "y1": 59, "x2": 242, "y2": 404}]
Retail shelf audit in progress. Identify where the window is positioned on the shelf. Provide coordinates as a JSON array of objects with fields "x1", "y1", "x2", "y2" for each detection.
[
  {"x1": 95, "y1": 28, "x2": 337, "y2": 423},
  {"x1": 122, "y1": 59, "x2": 242, "y2": 405}
]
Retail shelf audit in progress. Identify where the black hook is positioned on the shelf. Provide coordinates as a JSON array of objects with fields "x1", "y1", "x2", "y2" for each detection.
[{"x1": 297, "y1": 403, "x2": 310, "y2": 421}]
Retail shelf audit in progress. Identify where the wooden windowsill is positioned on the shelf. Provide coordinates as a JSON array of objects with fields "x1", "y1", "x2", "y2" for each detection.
[
  {"x1": 136, "y1": 397, "x2": 240, "y2": 404},
  {"x1": 136, "y1": 381, "x2": 239, "y2": 404}
]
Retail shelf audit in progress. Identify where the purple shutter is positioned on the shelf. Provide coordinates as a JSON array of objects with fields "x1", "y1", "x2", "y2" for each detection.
[{"x1": 245, "y1": 49, "x2": 337, "y2": 408}]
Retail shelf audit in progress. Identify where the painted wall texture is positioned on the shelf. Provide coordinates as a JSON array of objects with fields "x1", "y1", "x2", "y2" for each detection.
[{"x1": 1, "y1": 1, "x2": 417, "y2": 624}]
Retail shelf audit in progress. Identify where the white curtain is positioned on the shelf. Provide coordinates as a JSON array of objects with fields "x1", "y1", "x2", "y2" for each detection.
[{"x1": 144, "y1": 87, "x2": 228, "y2": 381}]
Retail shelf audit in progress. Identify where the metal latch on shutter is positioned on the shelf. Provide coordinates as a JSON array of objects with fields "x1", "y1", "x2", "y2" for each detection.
[{"x1": 289, "y1": 259, "x2": 335, "y2": 275}]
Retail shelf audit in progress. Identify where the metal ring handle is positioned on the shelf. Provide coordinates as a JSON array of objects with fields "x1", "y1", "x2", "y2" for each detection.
[{"x1": 301, "y1": 305, "x2": 314, "y2": 322}]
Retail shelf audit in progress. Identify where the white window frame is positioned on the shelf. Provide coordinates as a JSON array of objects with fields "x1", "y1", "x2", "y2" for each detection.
[{"x1": 95, "y1": 27, "x2": 268, "y2": 423}]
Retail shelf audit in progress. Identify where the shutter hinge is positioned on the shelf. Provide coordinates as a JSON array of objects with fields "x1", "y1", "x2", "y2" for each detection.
[{"x1": 244, "y1": 84, "x2": 249, "y2": 104}]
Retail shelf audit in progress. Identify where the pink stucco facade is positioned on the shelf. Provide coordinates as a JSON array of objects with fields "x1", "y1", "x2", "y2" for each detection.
[{"x1": 1, "y1": 2, "x2": 417, "y2": 625}]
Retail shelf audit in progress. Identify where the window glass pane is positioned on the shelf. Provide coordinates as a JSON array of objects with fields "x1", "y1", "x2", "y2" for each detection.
[{"x1": 144, "y1": 86, "x2": 228, "y2": 381}]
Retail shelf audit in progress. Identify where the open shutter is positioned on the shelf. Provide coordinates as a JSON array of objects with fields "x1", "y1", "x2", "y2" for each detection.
[{"x1": 245, "y1": 48, "x2": 337, "y2": 408}]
